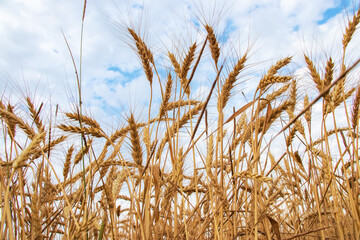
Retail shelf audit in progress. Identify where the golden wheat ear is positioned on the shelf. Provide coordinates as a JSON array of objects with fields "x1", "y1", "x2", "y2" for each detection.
[
  {"x1": 342, "y1": 8, "x2": 360, "y2": 51},
  {"x1": 218, "y1": 54, "x2": 247, "y2": 110},
  {"x1": 258, "y1": 57, "x2": 292, "y2": 91},
  {"x1": 205, "y1": 25, "x2": 220, "y2": 66},
  {"x1": 128, "y1": 114, "x2": 143, "y2": 168},
  {"x1": 159, "y1": 73, "x2": 173, "y2": 119},
  {"x1": 128, "y1": 28, "x2": 153, "y2": 85}
]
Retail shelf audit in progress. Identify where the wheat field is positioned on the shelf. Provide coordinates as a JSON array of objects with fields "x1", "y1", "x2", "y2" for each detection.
[{"x1": 1, "y1": 1, "x2": 360, "y2": 239}]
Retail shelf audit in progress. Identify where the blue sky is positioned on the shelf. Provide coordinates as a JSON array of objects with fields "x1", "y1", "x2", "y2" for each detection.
[{"x1": 0, "y1": 0, "x2": 359, "y2": 128}]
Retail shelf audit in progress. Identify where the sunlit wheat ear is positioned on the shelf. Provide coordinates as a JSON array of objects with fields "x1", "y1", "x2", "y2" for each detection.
[
  {"x1": 165, "y1": 100, "x2": 200, "y2": 111},
  {"x1": 5, "y1": 104, "x2": 16, "y2": 140},
  {"x1": 128, "y1": 114, "x2": 143, "y2": 167},
  {"x1": 107, "y1": 127, "x2": 131, "y2": 146},
  {"x1": 258, "y1": 57, "x2": 292, "y2": 91},
  {"x1": 287, "y1": 80, "x2": 297, "y2": 118},
  {"x1": 326, "y1": 84, "x2": 355, "y2": 115},
  {"x1": 218, "y1": 54, "x2": 247, "y2": 110},
  {"x1": 0, "y1": 107, "x2": 36, "y2": 139},
  {"x1": 342, "y1": 8, "x2": 360, "y2": 51},
  {"x1": 30, "y1": 191, "x2": 42, "y2": 239},
  {"x1": 159, "y1": 73, "x2": 173, "y2": 118},
  {"x1": 303, "y1": 95, "x2": 311, "y2": 124},
  {"x1": 258, "y1": 100, "x2": 291, "y2": 134},
  {"x1": 169, "y1": 52, "x2": 181, "y2": 76},
  {"x1": 206, "y1": 134, "x2": 214, "y2": 175},
  {"x1": 258, "y1": 75, "x2": 292, "y2": 92},
  {"x1": 324, "y1": 57, "x2": 334, "y2": 87},
  {"x1": 352, "y1": 86, "x2": 360, "y2": 129},
  {"x1": 177, "y1": 102, "x2": 205, "y2": 128},
  {"x1": 232, "y1": 171, "x2": 272, "y2": 182},
  {"x1": 172, "y1": 147, "x2": 184, "y2": 185},
  {"x1": 73, "y1": 138, "x2": 92, "y2": 165},
  {"x1": 106, "y1": 118, "x2": 158, "y2": 147},
  {"x1": 142, "y1": 126, "x2": 150, "y2": 151},
  {"x1": 304, "y1": 54, "x2": 323, "y2": 92},
  {"x1": 26, "y1": 97, "x2": 43, "y2": 131},
  {"x1": 65, "y1": 112, "x2": 101, "y2": 129},
  {"x1": 104, "y1": 166, "x2": 116, "y2": 209},
  {"x1": 286, "y1": 126, "x2": 297, "y2": 147},
  {"x1": 127, "y1": 28, "x2": 153, "y2": 85},
  {"x1": 112, "y1": 170, "x2": 126, "y2": 201},
  {"x1": 258, "y1": 83, "x2": 291, "y2": 113},
  {"x1": 181, "y1": 42, "x2": 197, "y2": 80},
  {"x1": 12, "y1": 131, "x2": 46, "y2": 170},
  {"x1": 57, "y1": 124, "x2": 105, "y2": 138},
  {"x1": 235, "y1": 112, "x2": 247, "y2": 135},
  {"x1": 180, "y1": 42, "x2": 197, "y2": 95},
  {"x1": 205, "y1": 25, "x2": 220, "y2": 66},
  {"x1": 63, "y1": 146, "x2": 74, "y2": 180},
  {"x1": 268, "y1": 57, "x2": 292, "y2": 76},
  {"x1": 30, "y1": 135, "x2": 67, "y2": 160},
  {"x1": 169, "y1": 50, "x2": 191, "y2": 95}
]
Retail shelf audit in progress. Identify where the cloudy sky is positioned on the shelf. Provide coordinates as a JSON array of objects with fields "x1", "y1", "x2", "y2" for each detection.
[{"x1": 0, "y1": 0, "x2": 359, "y2": 129}]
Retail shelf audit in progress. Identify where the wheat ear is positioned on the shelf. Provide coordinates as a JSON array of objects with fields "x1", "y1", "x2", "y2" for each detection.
[
  {"x1": 304, "y1": 54, "x2": 323, "y2": 92},
  {"x1": 159, "y1": 73, "x2": 173, "y2": 118},
  {"x1": 205, "y1": 25, "x2": 220, "y2": 66},
  {"x1": 12, "y1": 131, "x2": 46, "y2": 170},
  {"x1": 65, "y1": 112, "x2": 101, "y2": 128},
  {"x1": 26, "y1": 97, "x2": 43, "y2": 131},
  {"x1": 63, "y1": 146, "x2": 74, "y2": 180},
  {"x1": 343, "y1": 8, "x2": 360, "y2": 50},
  {"x1": 128, "y1": 28, "x2": 153, "y2": 84},
  {"x1": 128, "y1": 114, "x2": 143, "y2": 167},
  {"x1": 218, "y1": 54, "x2": 247, "y2": 109}
]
